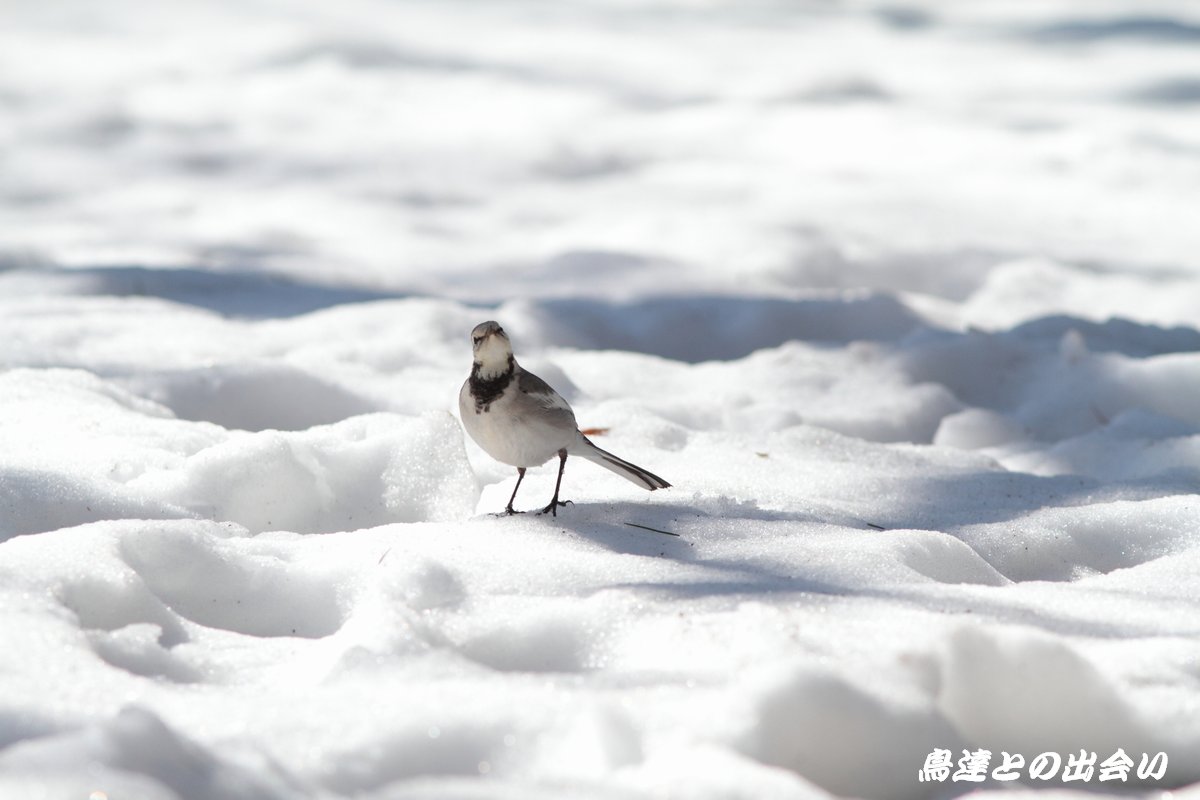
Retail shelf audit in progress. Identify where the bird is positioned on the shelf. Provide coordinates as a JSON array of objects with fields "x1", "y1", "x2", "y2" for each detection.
[{"x1": 458, "y1": 320, "x2": 671, "y2": 516}]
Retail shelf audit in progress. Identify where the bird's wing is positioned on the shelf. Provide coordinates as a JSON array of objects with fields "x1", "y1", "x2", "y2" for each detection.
[{"x1": 516, "y1": 368, "x2": 577, "y2": 420}]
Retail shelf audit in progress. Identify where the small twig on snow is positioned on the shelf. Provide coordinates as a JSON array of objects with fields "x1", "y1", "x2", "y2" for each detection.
[{"x1": 624, "y1": 522, "x2": 679, "y2": 537}]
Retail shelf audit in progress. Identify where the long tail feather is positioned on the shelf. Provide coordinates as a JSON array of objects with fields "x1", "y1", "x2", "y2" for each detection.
[{"x1": 574, "y1": 435, "x2": 671, "y2": 491}]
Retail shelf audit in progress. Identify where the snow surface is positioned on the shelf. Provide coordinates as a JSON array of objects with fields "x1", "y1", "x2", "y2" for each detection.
[{"x1": 2, "y1": 1, "x2": 1200, "y2": 798}]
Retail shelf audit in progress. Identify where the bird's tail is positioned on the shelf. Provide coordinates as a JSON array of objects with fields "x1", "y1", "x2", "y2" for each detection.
[{"x1": 573, "y1": 434, "x2": 671, "y2": 491}]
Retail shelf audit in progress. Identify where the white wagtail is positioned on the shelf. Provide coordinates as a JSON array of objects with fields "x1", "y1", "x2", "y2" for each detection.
[{"x1": 458, "y1": 321, "x2": 671, "y2": 516}]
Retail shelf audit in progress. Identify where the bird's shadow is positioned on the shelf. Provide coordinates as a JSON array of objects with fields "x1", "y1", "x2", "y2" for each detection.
[
  {"x1": 502, "y1": 497, "x2": 865, "y2": 601},
  {"x1": 510, "y1": 496, "x2": 850, "y2": 559},
  {"x1": 536, "y1": 499, "x2": 699, "y2": 559}
]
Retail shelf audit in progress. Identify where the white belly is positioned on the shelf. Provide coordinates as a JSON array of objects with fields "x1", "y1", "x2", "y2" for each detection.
[{"x1": 458, "y1": 380, "x2": 576, "y2": 467}]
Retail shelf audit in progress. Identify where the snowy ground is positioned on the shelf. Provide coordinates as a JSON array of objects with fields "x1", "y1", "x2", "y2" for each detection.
[{"x1": 3, "y1": 1, "x2": 1200, "y2": 798}]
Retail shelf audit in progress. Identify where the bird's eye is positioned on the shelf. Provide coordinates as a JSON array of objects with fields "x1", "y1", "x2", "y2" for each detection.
[{"x1": 473, "y1": 336, "x2": 483, "y2": 344}]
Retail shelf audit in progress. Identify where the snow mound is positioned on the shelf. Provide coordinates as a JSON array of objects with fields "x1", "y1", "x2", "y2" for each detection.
[
  {"x1": 960, "y1": 259, "x2": 1200, "y2": 330},
  {"x1": 510, "y1": 292, "x2": 927, "y2": 362},
  {"x1": 938, "y1": 625, "x2": 1160, "y2": 759},
  {"x1": 0, "y1": 706, "x2": 300, "y2": 800},
  {"x1": 0, "y1": 368, "x2": 478, "y2": 538},
  {"x1": 958, "y1": 496, "x2": 1200, "y2": 581},
  {"x1": 0, "y1": 465, "x2": 187, "y2": 543},
  {"x1": 908, "y1": 321, "x2": 1200, "y2": 444},
  {"x1": 117, "y1": 523, "x2": 346, "y2": 638},
  {"x1": 735, "y1": 665, "x2": 958, "y2": 800},
  {"x1": 133, "y1": 413, "x2": 479, "y2": 533},
  {"x1": 128, "y1": 362, "x2": 378, "y2": 432},
  {"x1": 934, "y1": 409, "x2": 1031, "y2": 450}
]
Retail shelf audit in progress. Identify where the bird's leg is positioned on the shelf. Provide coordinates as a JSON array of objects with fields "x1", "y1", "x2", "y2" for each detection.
[
  {"x1": 502, "y1": 467, "x2": 526, "y2": 515},
  {"x1": 538, "y1": 449, "x2": 573, "y2": 516}
]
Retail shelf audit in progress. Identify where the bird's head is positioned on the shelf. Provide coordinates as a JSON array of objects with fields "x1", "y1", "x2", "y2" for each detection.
[{"x1": 470, "y1": 320, "x2": 513, "y2": 375}]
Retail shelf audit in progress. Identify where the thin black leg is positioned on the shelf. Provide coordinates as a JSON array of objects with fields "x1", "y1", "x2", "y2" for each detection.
[
  {"x1": 504, "y1": 468, "x2": 526, "y2": 515},
  {"x1": 539, "y1": 449, "x2": 572, "y2": 516}
]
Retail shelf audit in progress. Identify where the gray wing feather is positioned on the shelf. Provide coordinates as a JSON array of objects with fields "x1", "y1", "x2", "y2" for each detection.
[
  {"x1": 516, "y1": 368, "x2": 577, "y2": 423},
  {"x1": 517, "y1": 369, "x2": 556, "y2": 395}
]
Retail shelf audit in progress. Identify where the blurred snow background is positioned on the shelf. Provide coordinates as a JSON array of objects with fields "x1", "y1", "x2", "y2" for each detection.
[{"x1": 2, "y1": 0, "x2": 1200, "y2": 798}]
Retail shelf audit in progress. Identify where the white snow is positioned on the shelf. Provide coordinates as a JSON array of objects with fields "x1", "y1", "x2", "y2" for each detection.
[{"x1": 2, "y1": 1, "x2": 1200, "y2": 798}]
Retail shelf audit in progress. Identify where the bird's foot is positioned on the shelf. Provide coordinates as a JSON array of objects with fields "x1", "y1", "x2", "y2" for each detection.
[
  {"x1": 537, "y1": 499, "x2": 574, "y2": 517},
  {"x1": 491, "y1": 504, "x2": 527, "y2": 517}
]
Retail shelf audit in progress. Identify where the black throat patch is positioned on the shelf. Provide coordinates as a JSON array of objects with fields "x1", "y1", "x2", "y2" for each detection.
[{"x1": 470, "y1": 356, "x2": 515, "y2": 413}]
